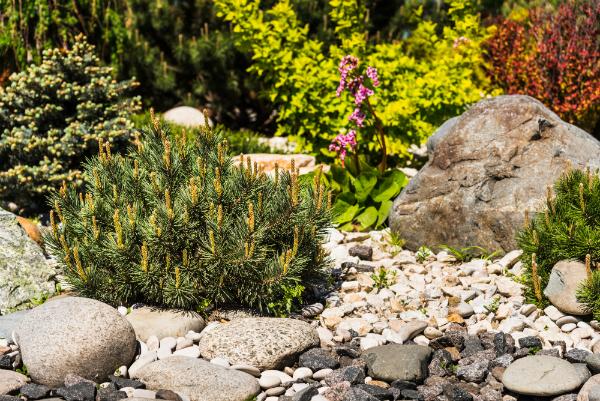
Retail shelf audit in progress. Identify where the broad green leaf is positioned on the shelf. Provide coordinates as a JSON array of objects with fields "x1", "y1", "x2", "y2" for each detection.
[
  {"x1": 370, "y1": 177, "x2": 401, "y2": 202},
  {"x1": 336, "y1": 191, "x2": 356, "y2": 205},
  {"x1": 376, "y1": 200, "x2": 394, "y2": 228},
  {"x1": 356, "y1": 206, "x2": 378, "y2": 229},
  {"x1": 333, "y1": 201, "x2": 360, "y2": 224},
  {"x1": 330, "y1": 164, "x2": 349, "y2": 192},
  {"x1": 353, "y1": 172, "x2": 378, "y2": 202}
]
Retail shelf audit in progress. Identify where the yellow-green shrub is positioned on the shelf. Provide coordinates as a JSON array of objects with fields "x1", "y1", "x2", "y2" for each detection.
[{"x1": 215, "y1": 0, "x2": 499, "y2": 162}]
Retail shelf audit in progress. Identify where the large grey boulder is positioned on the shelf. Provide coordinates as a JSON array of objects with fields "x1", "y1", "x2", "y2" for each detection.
[
  {"x1": 135, "y1": 356, "x2": 260, "y2": 401},
  {"x1": 390, "y1": 95, "x2": 600, "y2": 251},
  {"x1": 16, "y1": 297, "x2": 137, "y2": 387},
  {"x1": 502, "y1": 355, "x2": 585, "y2": 396},
  {"x1": 198, "y1": 318, "x2": 319, "y2": 370},
  {"x1": 544, "y1": 260, "x2": 589, "y2": 315},
  {"x1": 0, "y1": 207, "x2": 56, "y2": 314}
]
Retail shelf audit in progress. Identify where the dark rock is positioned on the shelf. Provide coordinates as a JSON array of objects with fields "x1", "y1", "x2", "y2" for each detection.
[
  {"x1": 19, "y1": 383, "x2": 51, "y2": 400},
  {"x1": 443, "y1": 385, "x2": 473, "y2": 401},
  {"x1": 428, "y1": 349, "x2": 454, "y2": 377},
  {"x1": 343, "y1": 387, "x2": 380, "y2": 401},
  {"x1": 418, "y1": 377, "x2": 449, "y2": 401},
  {"x1": 0, "y1": 397, "x2": 21, "y2": 401},
  {"x1": 400, "y1": 389, "x2": 420, "y2": 400},
  {"x1": 518, "y1": 336, "x2": 542, "y2": 349},
  {"x1": 348, "y1": 245, "x2": 373, "y2": 261},
  {"x1": 390, "y1": 380, "x2": 417, "y2": 391},
  {"x1": 459, "y1": 350, "x2": 496, "y2": 367},
  {"x1": 461, "y1": 337, "x2": 484, "y2": 358},
  {"x1": 489, "y1": 354, "x2": 513, "y2": 369},
  {"x1": 565, "y1": 348, "x2": 592, "y2": 364},
  {"x1": 512, "y1": 347, "x2": 530, "y2": 359},
  {"x1": 390, "y1": 95, "x2": 600, "y2": 252},
  {"x1": 155, "y1": 389, "x2": 183, "y2": 401},
  {"x1": 537, "y1": 348, "x2": 561, "y2": 358},
  {"x1": 456, "y1": 360, "x2": 489, "y2": 383},
  {"x1": 493, "y1": 333, "x2": 514, "y2": 356},
  {"x1": 299, "y1": 348, "x2": 339, "y2": 371},
  {"x1": 480, "y1": 386, "x2": 502, "y2": 401},
  {"x1": 325, "y1": 366, "x2": 366, "y2": 386},
  {"x1": 96, "y1": 388, "x2": 127, "y2": 401},
  {"x1": 55, "y1": 382, "x2": 97, "y2": 401},
  {"x1": 0, "y1": 355, "x2": 11, "y2": 369},
  {"x1": 108, "y1": 375, "x2": 145, "y2": 389},
  {"x1": 341, "y1": 262, "x2": 374, "y2": 273},
  {"x1": 354, "y1": 384, "x2": 392, "y2": 400},
  {"x1": 292, "y1": 385, "x2": 318, "y2": 401},
  {"x1": 364, "y1": 344, "x2": 432, "y2": 382},
  {"x1": 335, "y1": 346, "x2": 361, "y2": 359},
  {"x1": 430, "y1": 332, "x2": 465, "y2": 351}
]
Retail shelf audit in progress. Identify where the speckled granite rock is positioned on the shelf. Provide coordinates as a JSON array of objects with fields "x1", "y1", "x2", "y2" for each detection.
[
  {"x1": 0, "y1": 207, "x2": 56, "y2": 314},
  {"x1": 126, "y1": 307, "x2": 205, "y2": 341},
  {"x1": 16, "y1": 297, "x2": 137, "y2": 387},
  {"x1": 579, "y1": 375, "x2": 600, "y2": 401},
  {"x1": 198, "y1": 318, "x2": 319, "y2": 370},
  {"x1": 0, "y1": 370, "x2": 29, "y2": 395},
  {"x1": 135, "y1": 356, "x2": 260, "y2": 401}
]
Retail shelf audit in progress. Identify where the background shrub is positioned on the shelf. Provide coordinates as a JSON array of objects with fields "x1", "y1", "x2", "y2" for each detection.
[
  {"x1": 0, "y1": 37, "x2": 140, "y2": 213},
  {"x1": 486, "y1": 0, "x2": 600, "y2": 135},
  {"x1": 517, "y1": 168, "x2": 600, "y2": 318},
  {"x1": 216, "y1": 0, "x2": 497, "y2": 163},
  {"x1": 45, "y1": 119, "x2": 332, "y2": 313}
]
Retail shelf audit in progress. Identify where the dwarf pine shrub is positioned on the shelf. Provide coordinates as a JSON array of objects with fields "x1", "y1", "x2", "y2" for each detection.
[
  {"x1": 0, "y1": 36, "x2": 140, "y2": 213},
  {"x1": 45, "y1": 116, "x2": 332, "y2": 313},
  {"x1": 517, "y1": 168, "x2": 600, "y2": 318}
]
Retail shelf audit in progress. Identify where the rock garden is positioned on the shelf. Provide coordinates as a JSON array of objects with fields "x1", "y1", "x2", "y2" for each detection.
[{"x1": 1, "y1": 2, "x2": 599, "y2": 401}]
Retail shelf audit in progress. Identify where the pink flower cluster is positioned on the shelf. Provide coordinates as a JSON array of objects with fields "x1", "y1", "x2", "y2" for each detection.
[
  {"x1": 328, "y1": 130, "x2": 357, "y2": 167},
  {"x1": 330, "y1": 55, "x2": 380, "y2": 165}
]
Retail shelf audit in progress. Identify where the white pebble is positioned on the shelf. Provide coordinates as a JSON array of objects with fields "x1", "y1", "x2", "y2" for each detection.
[
  {"x1": 173, "y1": 345, "x2": 200, "y2": 358},
  {"x1": 259, "y1": 374, "x2": 282, "y2": 389},
  {"x1": 231, "y1": 364, "x2": 261, "y2": 377},
  {"x1": 147, "y1": 335, "x2": 159, "y2": 351},
  {"x1": 313, "y1": 368, "x2": 333, "y2": 380},
  {"x1": 133, "y1": 389, "x2": 156, "y2": 399},
  {"x1": 117, "y1": 306, "x2": 128, "y2": 316},
  {"x1": 159, "y1": 336, "x2": 177, "y2": 350},
  {"x1": 293, "y1": 367, "x2": 313, "y2": 380},
  {"x1": 561, "y1": 323, "x2": 577, "y2": 333},
  {"x1": 156, "y1": 346, "x2": 172, "y2": 360}
]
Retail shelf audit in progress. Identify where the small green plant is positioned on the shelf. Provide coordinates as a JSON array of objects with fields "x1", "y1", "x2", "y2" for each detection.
[
  {"x1": 267, "y1": 283, "x2": 305, "y2": 317},
  {"x1": 0, "y1": 36, "x2": 140, "y2": 213},
  {"x1": 45, "y1": 117, "x2": 332, "y2": 313},
  {"x1": 16, "y1": 364, "x2": 28, "y2": 376},
  {"x1": 329, "y1": 159, "x2": 408, "y2": 231},
  {"x1": 416, "y1": 246, "x2": 434, "y2": 263},
  {"x1": 484, "y1": 296, "x2": 501, "y2": 313},
  {"x1": 384, "y1": 229, "x2": 405, "y2": 256},
  {"x1": 517, "y1": 168, "x2": 600, "y2": 318},
  {"x1": 439, "y1": 245, "x2": 501, "y2": 263},
  {"x1": 371, "y1": 267, "x2": 397, "y2": 290}
]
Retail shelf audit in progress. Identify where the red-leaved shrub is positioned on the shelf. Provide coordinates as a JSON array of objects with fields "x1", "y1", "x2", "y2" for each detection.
[{"x1": 486, "y1": 0, "x2": 599, "y2": 135}]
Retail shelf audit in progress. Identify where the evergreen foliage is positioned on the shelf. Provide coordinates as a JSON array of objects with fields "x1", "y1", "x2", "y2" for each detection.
[
  {"x1": 44, "y1": 116, "x2": 332, "y2": 313},
  {"x1": 517, "y1": 168, "x2": 600, "y2": 318},
  {"x1": 0, "y1": 36, "x2": 140, "y2": 213}
]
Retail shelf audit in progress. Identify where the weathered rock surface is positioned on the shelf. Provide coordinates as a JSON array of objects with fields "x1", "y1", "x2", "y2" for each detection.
[
  {"x1": 579, "y1": 375, "x2": 600, "y2": 401},
  {"x1": 363, "y1": 344, "x2": 432, "y2": 382},
  {"x1": 544, "y1": 260, "x2": 589, "y2": 315},
  {"x1": 135, "y1": 356, "x2": 260, "y2": 401},
  {"x1": 162, "y1": 106, "x2": 212, "y2": 128},
  {"x1": 502, "y1": 355, "x2": 585, "y2": 396},
  {"x1": 199, "y1": 318, "x2": 319, "y2": 370},
  {"x1": 0, "y1": 370, "x2": 29, "y2": 395},
  {"x1": 126, "y1": 307, "x2": 205, "y2": 341},
  {"x1": 0, "y1": 207, "x2": 56, "y2": 314},
  {"x1": 16, "y1": 297, "x2": 137, "y2": 387},
  {"x1": 0, "y1": 309, "x2": 28, "y2": 339},
  {"x1": 390, "y1": 95, "x2": 600, "y2": 251}
]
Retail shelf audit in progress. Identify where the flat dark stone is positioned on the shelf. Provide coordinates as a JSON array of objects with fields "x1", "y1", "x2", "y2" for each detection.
[
  {"x1": 96, "y1": 388, "x2": 127, "y2": 401},
  {"x1": 0, "y1": 354, "x2": 11, "y2": 369},
  {"x1": 354, "y1": 384, "x2": 393, "y2": 400},
  {"x1": 20, "y1": 383, "x2": 51, "y2": 400},
  {"x1": 299, "y1": 348, "x2": 339, "y2": 371},
  {"x1": 443, "y1": 385, "x2": 474, "y2": 401},
  {"x1": 348, "y1": 245, "x2": 373, "y2": 261},
  {"x1": 565, "y1": 348, "x2": 591, "y2": 363},
  {"x1": 343, "y1": 387, "x2": 380, "y2": 401},
  {"x1": 108, "y1": 375, "x2": 145, "y2": 390},
  {"x1": 518, "y1": 336, "x2": 542, "y2": 349},
  {"x1": 55, "y1": 382, "x2": 96, "y2": 401}
]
